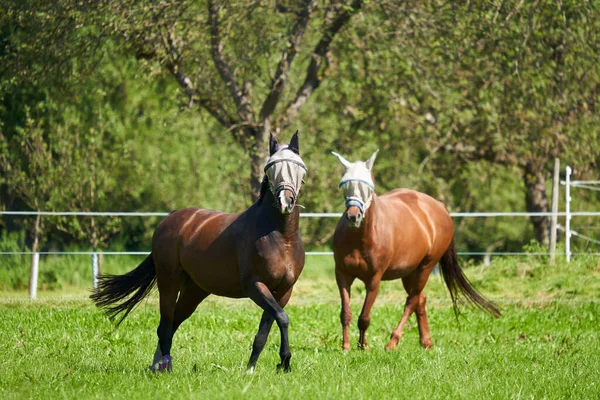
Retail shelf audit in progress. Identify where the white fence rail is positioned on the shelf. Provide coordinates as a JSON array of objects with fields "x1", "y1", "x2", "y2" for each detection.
[
  {"x1": 1, "y1": 210, "x2": 599, "y2": 217},
  {"x1": 2, "y1": 165, "x2": 598, "y2": 299}
]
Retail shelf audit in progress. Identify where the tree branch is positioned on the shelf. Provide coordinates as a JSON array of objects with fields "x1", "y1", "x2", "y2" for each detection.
[
  {"x1": 279, "y1": 0, "x2": 363, "y2": 130},
  {"x1": 154, "y1": 22, "x2": 235, "y2": 128},
  {"x1": 208, "y1": 1, "x2": 254, "y2": 122},
  {"x1": 167, "y1": 62, "x2": 233, "y2": 127},
  {"x1": 439, "y1": 141, "x2": 520, "y2": 166},
  {"x1": 259, "y1": 0, "x2": 318, "y2": 121}
]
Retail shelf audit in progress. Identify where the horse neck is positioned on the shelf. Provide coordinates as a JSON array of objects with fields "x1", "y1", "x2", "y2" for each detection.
[
  {"x1": 259, "y1": 189, "x2": 300, "y2": 237},
  {"x1": 361, "y1": 193, "x2": 379, "y2": 238}
]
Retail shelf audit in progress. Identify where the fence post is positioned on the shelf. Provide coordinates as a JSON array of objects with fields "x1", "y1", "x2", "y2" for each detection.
[
  {"x1": 549, "y1": 158, "x2": 560, "y2": 264},
  {"x1": 92, "y1": 252, "x2": 99, "y2": 291},
  {"x1": 29, "y1": 252, "x2": 39, "y2": 300},
  {"x1": 565, "y1": 165, "x2": 572, "y2": 263}
]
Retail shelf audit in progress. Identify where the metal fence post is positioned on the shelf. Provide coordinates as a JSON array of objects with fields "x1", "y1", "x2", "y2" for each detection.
[
  {"x1": 29, "y1": 252, "x2": 39, "y2": 300},
  {"x1": 565, "y1": 166, "x2": 572, "y2": 263},
  {"x1": 92, "y1": 252, "x2": 99, "y2": 291},
  {"x1": 549, "y1": 158, "x2": 560, "y2": 264}
]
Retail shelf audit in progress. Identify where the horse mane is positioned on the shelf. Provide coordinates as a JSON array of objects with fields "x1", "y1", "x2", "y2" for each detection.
[{"x1": 256, "y1": 176, "x2": 269, "y2": 204}]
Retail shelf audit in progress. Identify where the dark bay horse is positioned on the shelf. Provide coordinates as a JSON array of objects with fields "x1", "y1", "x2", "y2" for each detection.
[
  {"x1": 91, "y1": 132, "x2": 307, "y2": 373},
  {"x1": 331, "y1": 150, "x2": 500, "y2": 351}
]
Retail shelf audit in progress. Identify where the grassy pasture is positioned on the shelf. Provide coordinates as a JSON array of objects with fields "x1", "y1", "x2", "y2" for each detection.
[{"x1": 1, "y1": 256, "x2": 599, "y2": 399}]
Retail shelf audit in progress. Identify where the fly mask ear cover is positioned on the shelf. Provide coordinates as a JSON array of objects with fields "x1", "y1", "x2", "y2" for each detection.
[
  {"x1": 339, "y1": 165, "x2": 375, "y2": 214},
  {"x1": 264, "y1": 148, "x2": 308, "y2": 200}
]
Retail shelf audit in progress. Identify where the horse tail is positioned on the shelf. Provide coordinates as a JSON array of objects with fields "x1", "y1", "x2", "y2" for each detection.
[
  {"x1": 90, "y1": 254, "x2": 157, "y2": 326},
  {"x1": 439, "y1": 238, "x2": 501, "y2": 318}
]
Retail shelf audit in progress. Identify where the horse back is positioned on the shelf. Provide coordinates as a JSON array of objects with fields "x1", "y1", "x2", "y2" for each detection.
[{"x1": 378, "y1": 188, "x2": 454, "y2": 263}]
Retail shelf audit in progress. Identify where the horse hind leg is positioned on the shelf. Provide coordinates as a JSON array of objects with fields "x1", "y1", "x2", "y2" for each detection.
[
  {"x1": 385, "y1": 294, "x2": 419, "y2": 351},
  {"x1": 386, "y1": 264, "x2": 435, "y2": 350},
  {"x1": 149, "y1": 264, "x2": 180, "y2": 373},
  {"x1": 415, "y1": 292, "x2": 432, "y2": 348},
  {"x1": 151, "y1": 274, "x2": 209, "y2": 371}
]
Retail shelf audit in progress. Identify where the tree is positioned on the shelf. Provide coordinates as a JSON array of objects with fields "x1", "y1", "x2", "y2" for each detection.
[
  {"x1": 2, "y1": 0, "x2": 599, "y2": 253},
  {"x1": 329, "y1": 0, "x2": 600, "y2": 245},
  {"x1": 86, "y1": 0, "x2": 364, "y2": 199},
  {"x1": 0, "y1": 109, "x2": 55, "y2": 254}
]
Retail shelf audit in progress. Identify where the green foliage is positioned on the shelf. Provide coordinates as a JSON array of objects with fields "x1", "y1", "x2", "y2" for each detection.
[
  {"x1": 1, "y1": 0, "x2": 599, "y2": 254},
  {"x1": 0, "y1": 231, "x2": 28, "y2": 290}
]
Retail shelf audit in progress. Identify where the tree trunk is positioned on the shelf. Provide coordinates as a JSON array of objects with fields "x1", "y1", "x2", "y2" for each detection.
[
  {"x1": 523, "y1": 164, "x2": 550, "y2": 245},
  {"x1": 248, "y1": 124, "x2": 269, "y2": 202}
]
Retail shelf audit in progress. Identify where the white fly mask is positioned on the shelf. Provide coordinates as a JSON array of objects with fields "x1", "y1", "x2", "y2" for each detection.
[
  {"x1": 264, "y1": 147, "x2": 308, "y2": 202},
  {"x1": 339, "y1": 165, "x2": 375, "y2": 214},
  {"x1": 332, "y1": 150, "x2": 379, "y2": 216}
]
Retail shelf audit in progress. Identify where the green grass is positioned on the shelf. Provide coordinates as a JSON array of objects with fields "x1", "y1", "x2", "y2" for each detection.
[
  {"x1": 1, "y1": 256, "x2": 599, "y2": 399},
  {"x1": 1, "y1": 299, "x2": 598, "y2": 399}
]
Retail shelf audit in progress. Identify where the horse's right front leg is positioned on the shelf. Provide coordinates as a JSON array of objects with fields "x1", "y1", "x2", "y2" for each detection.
[
  {"x1": 358, "y1": 277, "x2": 381, "y2": 350},
  {"x1": 246, "y1": 280, "x2": 293, "y2": 372},
  {"x1": 335, "y1": 269, "x2": 354, "y2": 351},
  {"x1": 246, "y1": 288, "x2": 292, "y2": 373}
]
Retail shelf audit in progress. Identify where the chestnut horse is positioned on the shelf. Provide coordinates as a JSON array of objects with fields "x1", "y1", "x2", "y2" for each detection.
[
  {"x1": 331, "y1": 150, "x2": 500, "y2": 351},
  {"x1": 91, "y1": 132, "x2": 307, "y2": 373}
]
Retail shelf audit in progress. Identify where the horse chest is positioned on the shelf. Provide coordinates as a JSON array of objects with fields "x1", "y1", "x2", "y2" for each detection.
[
  {"x1": 339, "y1": 249, "x2": 373, "y2": 276},
  {"x1": 254, "y1": 234, "x2": 303, "y2": 286},
  {"x1": 334, "y1": 230, "x2": 395, "y2": 280}
]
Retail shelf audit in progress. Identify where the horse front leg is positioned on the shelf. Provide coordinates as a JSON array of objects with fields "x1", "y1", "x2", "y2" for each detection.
[
  {"x1": 246, "y1": 288, "x2": 292, "y2": 373},
  {"x1": 246, "y1": 280, "x2": 293, "y2": 372},
  {"x1": 357, "y1": 277, "x2": 381, "y2": 350},
  {"x1": 335, "y1": 269, "x2": 354, "y2": 351}
]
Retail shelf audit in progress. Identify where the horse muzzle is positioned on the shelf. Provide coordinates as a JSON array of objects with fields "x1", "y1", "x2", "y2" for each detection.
[
  {"x1": 346, "y1": 205, "x2": 363, "y2": 228},
  {"x1": 277, "y1": 188, "x2": 296, "y2": 215}
]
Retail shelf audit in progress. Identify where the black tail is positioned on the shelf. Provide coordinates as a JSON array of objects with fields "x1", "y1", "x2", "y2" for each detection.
[
  {"x1": 90, "y1": 254, "x2": 157, "y2": 326},
  {"x1": 439, "y1": 238, "x2": 501, "y2": 318}
]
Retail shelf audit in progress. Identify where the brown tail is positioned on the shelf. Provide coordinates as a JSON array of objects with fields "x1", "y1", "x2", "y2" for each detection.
[
  {"x1": 90, "y1": 254, "x2": 157, "y2": 326},
  {"x1": 439, "y1": 238, "x2": 501, "y2": 318}
]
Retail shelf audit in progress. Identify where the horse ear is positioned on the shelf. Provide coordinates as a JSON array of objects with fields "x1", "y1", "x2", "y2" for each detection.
[
  {"x1": 289, "y1": 130, "x2": 300, "y2": 154},
  {"x1": 269, "y1": 133, "x2": 279, "y2": 155},
  {"x1": 331, "y1": 151, "x2": 352, "y2": 169},
  {"x1": 365, "y1": 149, "x2": 379, "y2": 170}
]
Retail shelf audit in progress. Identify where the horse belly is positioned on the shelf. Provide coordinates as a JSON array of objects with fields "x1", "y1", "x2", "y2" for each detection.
[
  {"x1": 382, "y1": 264, "x2": 418, "y2": 280},
  {"x1": 381, "y1": 246, "x2": 429, "y2": 280},
  {"x1": 186, "y1": 259, "x2": 244, "y2": 298},
  {"x1": 180, "y1": 242, "x2": 245, "y2": 298}
]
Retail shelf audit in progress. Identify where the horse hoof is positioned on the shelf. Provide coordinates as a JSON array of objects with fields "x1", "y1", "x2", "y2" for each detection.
[
  {"x1": 357, "y1": 343, "x2": 370, "y2": 350},
  {"x1": 246, "y1": 365, "x2": 256, "y2": 375},
  {"x1": 276, "y1": 362, "x2": 291, "y2": 373},
  {"x1": 149, "y1": 355, "x2": 172, "y2": 373},
  {"x1": 384, "y1": 343, "x2": 397, "y2": 351}
]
